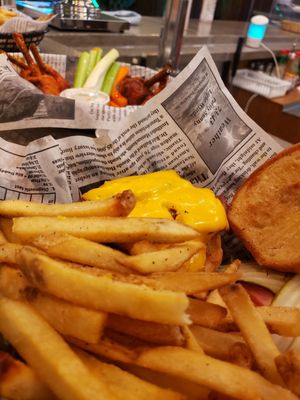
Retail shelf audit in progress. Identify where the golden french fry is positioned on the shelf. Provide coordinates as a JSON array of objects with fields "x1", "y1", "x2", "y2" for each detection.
[
  {"x1": 128, "y1": 240, "x2": 170, "y2": 255},
  {"x1": 0, "y1": 242, "x2": 23, "y2": 265},
  {"x1": 106, "y1": 314, "x2": 185, "y2": 346},
  {"x1": 0, "y1": 191, "x2": 135, "y2": 218},
  {"x1": 36, "y1": 12, "x2": 54, "y2": 21},
  {"x1": 219, "y1": 284, "x2": 284, "y2": 385},
  {"x1": 181, "y1": 326, "x2": 204, "y2": 354},
  {"x1": 0, "y1": 297, "x2": 116, "y2": 400},
  {"x1": 77, "y1": 266, "x2": 240, "y2": 296},
  {"x1": 76, "y1": 267, "x2": 241, "y2": 296},
  {"x1": 222, "y1": 259, "x2": 241, "y2": 273},
  {"x1": 13, "y1": 216, "x2": 201, "y2": 243},
  {"x1": 0, "y1": 351, "x2": 56, "y2": 400},
  {"x1": 0, "y1": 264, "x2": 32, "y2": 300},
  {"x1": 121, "y1": 240, "x2": 205, "y2": 274},
  {"x1": 32, "y1": 293, "x2": 107, "y2": 344},
  {"x1": 147, "y1": 271, "x2": 241, "y2": 294},
  {"x1": 204, "y1": 233, "x2": 223, "y2": 272},
  {"x1": 0, "y1": 218, "x2": 23, "y2": 243},
  {"x1": 74, "y1": 348, "x2": 184, "y2": 400},
  {"x1": 32, "y1": 233, "x2": 132, "y2": 274},
  {"x1": 207, "y1": 288, "x2": 228, "y2": 307},
  {"x1": 189, "y1": 325, "x2": 244, "y2": 360},
  {"x1": 119, "y1": 363, "x2": 210, "y2": 400},
  {"x1": 67, "y1": 335, "x2": 143, "y2": 364},
  {"x1": 228, "y1": 341, "x2": 254, "y2": 369},
  {"x1": 275, "y1": 349, "x2": 300, "y2": 396},
  {"x1": 136, "y1": 346, "x2": 297, "y2": 400},
  {"x1": 207, "y1": 299, "x2": 300, "y2": 336},
  {"x1": 0, "y1": 265, "x2": 107, "y2": 344},
  {"x1": 0, "y1": 228, "x2": 7, "y2": 244},
  {"x1": 17, "y1": 247, "x2": 190, "y2": 325},
  {"x1": 257, "y1": 306, "x2": 300, "y2": 337},
  {"x1": 187, "y1": 298, "x2": 227, "y2": 328},
  {"x1": 0, "y1": 7, "x2": 17, "y2": 17},
  {"x1": 72, "y1": 336, "x2": 297, "y2": 400}
]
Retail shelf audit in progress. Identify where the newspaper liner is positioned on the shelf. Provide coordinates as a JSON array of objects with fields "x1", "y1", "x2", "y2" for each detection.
[
  {"x1": 0, "y1": 45, "x2": 282, "y2": 205},
  {"x1": 0, "y1": 53, "x2": 156, "y2": 131},
  {"x1": 0, "y1": 8, "x2": 54, "y2": 33}
]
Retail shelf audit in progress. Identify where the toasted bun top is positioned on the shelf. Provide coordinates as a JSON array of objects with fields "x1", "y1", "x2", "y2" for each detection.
[{"x1": 228, "y1": 143, "x2": 300, "y2": 272}]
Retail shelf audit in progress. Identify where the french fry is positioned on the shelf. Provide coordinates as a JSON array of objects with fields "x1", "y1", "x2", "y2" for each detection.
[
  {"x1": 118, "y1": 363, "x2": 210, "y2": 400},
  {"x1": 68, "y1": 266, "x2": 240, "y2": 296},
  {"x1": 0, "y1": 242, "x2": 27, "y2": 265},
  {"x1": 208, "y1": 301, "x2": 300, "y2": 336},
  {"x1": 275, "y1": 349, "x2": 300, "y2": 396},
  {"x1": 0, "y1": 228, "x2": 7, "y2": 244},
  {"x1": 0, "y1": 264, "x2": 32, "y2": 300},
  {"x1": 0, "y1": 351, "x2": 56, "y2": 400},
  {"x1": 67, "y1": 335, "x2": 144, "y2": 364},
  {"x1": 72, "y1": 336, "x2": 297, "y2": 399},
  {"x1": 219, "y1": 284, "x2": 284, "y2": 385},
  {"x1": 32, "y1": 293, "x2": 107, "y2": 344},
  {"x1": 222, "y1": 259, "x2": 241, "y2": 273},
  {"x1": 136, "y1": 346, "x2": 298, "y2": 400},
  {"x1": 74, "y1": 348, "x2": 184, "y2": 400},
  {"x1": 128, "y1": 240, "x2": 170, "y2": 255},
  {"x1": 106, "y1": 314, "x2": 185, "y2": 346},
  {"x1": 69, "y1": 265, "x2": 240, "y2": 296},
  {"x1": 17, "y1": 247, "x2": 190, "y2": 325},
  {"x1": 204, "y1": 233, "x2": 223, "y2": 272},
  {"x1": 12, "y1": 216, "x2": 201, "y2": 243},
  {"x1": 227, "y1": 341, "x2": 254, "y2": 369},
  {"x1": 147, "y1": 271, "x2": 241, "y2": 294},
  {"x1": 257, "y1": 306, "x2": 300, "y2": 337},
  {"x1": 181, "y1": 326, "x2": 204, "y2": 353},
  {"x1": 0, "y1": 218, "x2": 23, "y2": 243},
  {"x1": 121, "y1": 240, "x2": 205, "y2": 274},
  {"x1": 187, "y1": 298, "x2": 227, "y2": 328},
  {"x1": 0, "y1": 297, "x2": 116, "y2": 400},
  {"x1": 0, "y1": 266, "x2": 107, "y2": 344},
  {"x1": 0, "y1": 191, "x2": 136, "y2": 218},
  {"x1": 189, "y1": 325, "x2": 245, "y2": 360},
  {"x1": 32, "y1": 233, "x2": 132, "y2": 273}
]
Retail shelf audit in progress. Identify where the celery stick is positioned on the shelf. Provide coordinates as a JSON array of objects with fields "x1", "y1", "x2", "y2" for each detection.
[
  {"x1": 94, "y1": 47, "x2": 103, "y2": 65},
  {"x1": 101, "y1": 62, "x2": 121, "y2": 95},
  {"x1": 73, "y1": 51, "x2": 90, "y2": 88},
  {"x1": 86, "y1": 48, "x2": 101, "y2": 78},
  {"x1": 83, "y1": 48, "x2": 119, "y2": 91}
]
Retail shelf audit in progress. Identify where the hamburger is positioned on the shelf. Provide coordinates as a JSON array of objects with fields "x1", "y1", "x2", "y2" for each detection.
[{"x1": 228, "y1": 143, "x2": 300, "y2": 273}]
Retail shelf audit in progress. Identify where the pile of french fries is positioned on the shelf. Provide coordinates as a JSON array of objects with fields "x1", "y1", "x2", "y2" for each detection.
[{"x1": 0, "y1": 191, "x2": 300, "y2": 400}]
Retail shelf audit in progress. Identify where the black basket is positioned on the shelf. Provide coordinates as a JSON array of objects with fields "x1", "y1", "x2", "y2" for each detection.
[{"x1": 0, "y1": 30, "x2": 47, "y2": 52}]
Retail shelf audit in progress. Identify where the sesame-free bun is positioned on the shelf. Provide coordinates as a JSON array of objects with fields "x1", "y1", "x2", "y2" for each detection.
[{"x1": 228, "y1": 143, "x2": 300, "y2": 272}]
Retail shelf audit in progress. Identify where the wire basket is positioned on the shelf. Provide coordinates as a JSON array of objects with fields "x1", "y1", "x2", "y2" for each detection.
[
  {"x1": 0, "y1": 30, "x2": 47, "y2": 52},
  {"x1": 232, "y1": 69, "x2": 292, "y2": 98}
]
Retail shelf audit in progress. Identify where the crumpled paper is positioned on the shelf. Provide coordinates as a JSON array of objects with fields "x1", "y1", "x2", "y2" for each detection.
[{"x1": 0, "y1": 8, "x2": 55, "y2": 33}]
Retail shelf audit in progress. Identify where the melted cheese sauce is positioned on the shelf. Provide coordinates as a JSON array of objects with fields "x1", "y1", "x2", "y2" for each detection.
[{"x1": 83, "y1": 170, "x2": 228, "y2": 235}]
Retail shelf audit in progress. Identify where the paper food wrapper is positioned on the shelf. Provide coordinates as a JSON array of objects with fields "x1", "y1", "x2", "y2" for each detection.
[
  {"x1": 0, "y1": 8, "x2": 55, "y2": 33},
  {"x1": 0, "y1": 46, "x2": 283, "y2": 205}
]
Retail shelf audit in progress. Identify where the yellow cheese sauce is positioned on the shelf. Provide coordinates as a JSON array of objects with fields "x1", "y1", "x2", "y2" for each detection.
[
  {"x1": 83, "y1": 170, "x2": 228, "y2": 271},
  {"x1": 83, "y1": 170, "x2": 228, "y2": 234}
]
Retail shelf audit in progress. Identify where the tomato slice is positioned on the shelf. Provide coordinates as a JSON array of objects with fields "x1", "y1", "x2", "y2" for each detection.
[{"x1": 240, "y1": 282, "x2": 274, "y2": 306}]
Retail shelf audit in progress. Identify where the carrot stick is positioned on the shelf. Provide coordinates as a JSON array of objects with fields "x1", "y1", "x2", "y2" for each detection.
[{"x1": 110, "y1": 66, "x2": 129, "y2": 107}]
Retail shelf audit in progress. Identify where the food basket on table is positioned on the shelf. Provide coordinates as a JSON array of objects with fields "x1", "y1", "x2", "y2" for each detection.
[
  {"x1": 0, "y1": 29, "x2": 47, "y2": 52},
  {"x1": 64, "y1": 46, "x2": 173, "y2": 111},
  {"x1": 0, "y1": 7, "x2": 54, "y2": 52}
]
